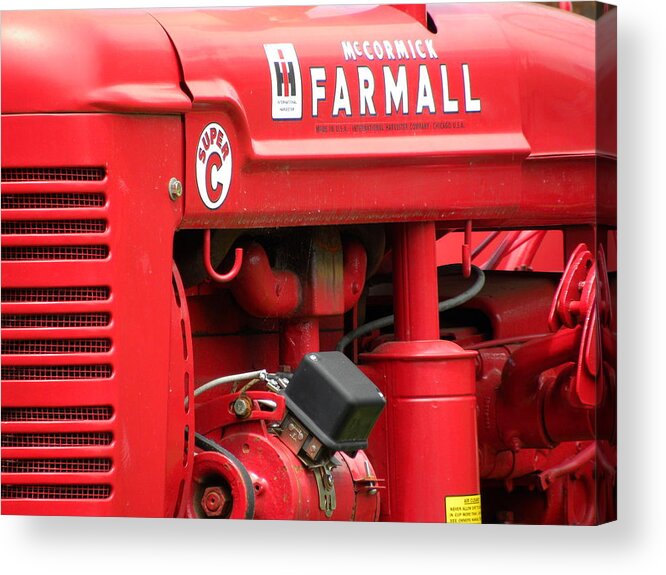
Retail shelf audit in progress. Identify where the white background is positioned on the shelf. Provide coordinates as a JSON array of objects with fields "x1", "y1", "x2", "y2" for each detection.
[{"x1": 1, "y1": 0, "x2": 664, "y2": 573}]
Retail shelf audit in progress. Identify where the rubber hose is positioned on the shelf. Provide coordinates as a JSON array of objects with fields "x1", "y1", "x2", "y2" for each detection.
[{"x1": 336, "y1": 264, "x2": 486, "y2": 352}]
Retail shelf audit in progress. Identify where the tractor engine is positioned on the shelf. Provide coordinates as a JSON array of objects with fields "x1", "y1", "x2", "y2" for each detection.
[{"x1": 0, "y1": 3, "x2": 616, "y2": 524}]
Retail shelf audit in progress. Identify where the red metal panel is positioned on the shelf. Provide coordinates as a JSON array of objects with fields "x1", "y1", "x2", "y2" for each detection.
[
  {"x1": 1, "y1": 114, "x2": 185, "y2": 516},
  {"x1": 2, "y1": 6, "x2": 603, "y2": 228},
  {"x1": 1, "y1": 11, "x2": 191, "y2": 114},
  {"x1": 362, "y1": 340, "x2": 479, "y2": 522},
  {"x1": 0, "y1": 4, "x2": 615, "y2": 524},
  {"x1": 151, "y1": 4, "x2": 597, "y2": 228}
]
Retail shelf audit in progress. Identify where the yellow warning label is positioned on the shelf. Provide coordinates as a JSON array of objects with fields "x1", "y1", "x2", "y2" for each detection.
[{"x1": 445, "y1": 494, "x2": 482, "y2": 524}]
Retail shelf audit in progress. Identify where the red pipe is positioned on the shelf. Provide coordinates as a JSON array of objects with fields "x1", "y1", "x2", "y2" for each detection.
[
  {"x1": 496, "y1": 327, "x2": 582, "y2": 448},
  {"x1": 539, "y1": 443, "x2": 596, "y2": 490},
  {"x1": 280, "y1": 318, "x2": 320, "y2": 370},
  {"x1": 500, "y1": 327, "x2": 582, "y2": 407},
  {"x1": 465, "y1": 333, "x2": 549, "y2": 351},
  {"x1": 502, "y1": 230, "x2": 547, "y2": 270},
  {"x1": 483, "y1": 230, "x2": 521, "y2": 270},
  {"x1": 462, "y1": 220, "x2": 472, "y2": 278},
  {"x1": 472, "y1": 230, "x2": 500, "y2": 260},
  {"x1": 230, "y1": 242, "x2": 301, "y2": 318},
  {"x1": 392, "y1": 222, "x2": 440, "y2": 341}
]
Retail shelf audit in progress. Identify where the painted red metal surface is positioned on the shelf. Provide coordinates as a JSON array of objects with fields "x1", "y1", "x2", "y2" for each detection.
[
  {"x1": 1, "y1": 115, "x2": 187, "y2": 516},
  {"x1": 0, "y1": 11, "x2": 191, "y2": 114},
  {"x1": 1, "y1": 3, "x2": 615, "y2": 524},
  {"x1": 216, "y1": 422, "x2": 380, "y2": 521},
  {"x1": 162, "y1": 2, "x2": 600, "y2": 229},
  {"x1": 230, "y1": 242, "x2": 302, "y2": 318},
  {"x1": 392, "y1": 223, "x2": 440, "y2": 341},
  {"x1": 3, "y1": 4, "x2": 596, "y2": 227},
  {"x1": 360, "y1": 223, "x2": 479, "y2": 522},
  {"x1": 203, "y1": 230, "x2": 244, "y2": 283},
  {"x1": 194, "y1": 392, "x2": 380, "y2": 521},
  {"x1": 1, "y1": 6, "x2": 605, "y2": 229},
  {"x1": 362, "y1": 340, "x2": 479, "y2": 522}
]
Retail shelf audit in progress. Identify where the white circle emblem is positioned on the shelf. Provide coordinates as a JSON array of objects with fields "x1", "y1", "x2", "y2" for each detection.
[{"x1": 195, "y1": 123, "x2": 233, "y2": 210}]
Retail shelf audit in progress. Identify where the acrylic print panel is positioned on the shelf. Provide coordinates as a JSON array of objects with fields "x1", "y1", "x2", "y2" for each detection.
[{"x1": 0, "y1": 1, "x2": 616, "y2": 524}]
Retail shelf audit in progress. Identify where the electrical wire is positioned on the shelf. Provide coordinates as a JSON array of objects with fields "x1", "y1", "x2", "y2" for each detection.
[
  {"x1": 193, "y1": 369, "x2": 267, "y2": 398},
  {"x1": 336, "y1": 264, "x2": 486, "y2": 352}
]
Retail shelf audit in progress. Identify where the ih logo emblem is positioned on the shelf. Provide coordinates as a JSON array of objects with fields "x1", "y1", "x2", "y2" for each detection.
[{"x1": 264, "y1": 43, "x2": 302, "y2": 120}]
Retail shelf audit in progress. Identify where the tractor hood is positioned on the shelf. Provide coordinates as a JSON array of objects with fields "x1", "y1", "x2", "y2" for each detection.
[{"x1": 2, "y1": 4, "x2": 597, "y2": 158}]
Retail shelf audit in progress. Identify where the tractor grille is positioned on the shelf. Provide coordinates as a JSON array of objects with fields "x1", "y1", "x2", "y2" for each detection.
[
  {"x1": 1, "y1": 485, "x2": 112, "y2": 500},
  {"x1": 2, "y1": 432, "x2": 114, "y2": 448},
  {"x1": 1, "y1": 167, "x2": 106, "y2": 182},
  {"x1": 1, "y1": 165, "x2": 115, "y2": 505},
  {"x1": 1, "y1": 192, "x2": 106, "y2": 210},
  {"x1": 1, "y1": 365, "x2": 113, "y2": 381},
  {"x1": 1, "y1": 338, "x2": 112, "y2": 355},
  {"x1": 1, "y1": 287, "x2": 110, "y2": 303},
  {"x1": 1, "y1": 245, "x2": 109, "y2": 261},
  {"x1": 1, "y1": 406, "x2": 114, "y2": 422},
  {"x1": 2, "y1": 220, "x2": 107, "y2": 235},
  {"x1": 1, "y1": 313, "x2": 111, "y2": 329},
  {"x1": 2, "y1": 458, "x2": 113, "y2": 474}
]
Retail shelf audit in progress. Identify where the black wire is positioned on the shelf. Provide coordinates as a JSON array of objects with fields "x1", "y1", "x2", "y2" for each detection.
[
  {"x1": 194, "y1": 432, "x2": 256, "y2": 519},
  {"x1": 336, "y1": 264, "x2": 486, "y2": 352}
]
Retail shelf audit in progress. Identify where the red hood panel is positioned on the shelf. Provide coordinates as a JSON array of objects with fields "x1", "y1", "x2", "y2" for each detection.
[{"x1": 1, "y1": 10, "x2": 190, "y2": 114}]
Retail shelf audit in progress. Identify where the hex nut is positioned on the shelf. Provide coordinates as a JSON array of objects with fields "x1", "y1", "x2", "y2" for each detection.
[
  {"x1": 168, "y1": 177, "x2": 183, "y2": 201},
  {"x1": 233, "y1": 396, "x2": 253, "y2": 418},
  {"x1": 201, "y1": 486, "x2": 227, "y2": 517}
]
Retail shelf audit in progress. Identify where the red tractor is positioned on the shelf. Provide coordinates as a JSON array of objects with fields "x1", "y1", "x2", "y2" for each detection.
[{"x1": 1, "y1": 3, "x2": 616, "y2": 524}]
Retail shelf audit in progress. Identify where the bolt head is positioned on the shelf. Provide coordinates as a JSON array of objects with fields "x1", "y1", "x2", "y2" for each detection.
[
  {"x1": 201, "y1": 486, "x2": 227, "y2": 517},
  {"x1": 168, "y1": 177, "x2": 183, "y2": 201},
  {"x1": 233, "y1": 397, "x2": 252, "y2": 418}
]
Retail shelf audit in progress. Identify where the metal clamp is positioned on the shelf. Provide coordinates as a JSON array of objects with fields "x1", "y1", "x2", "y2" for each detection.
[{"x1": 313, "y1": 460, "x2": 337, "y2": 518}]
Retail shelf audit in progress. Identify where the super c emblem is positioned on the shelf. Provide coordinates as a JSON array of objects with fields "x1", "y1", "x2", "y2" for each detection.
[{"x1": 196, "y1": 122, "x2": 232, "y2": 210}]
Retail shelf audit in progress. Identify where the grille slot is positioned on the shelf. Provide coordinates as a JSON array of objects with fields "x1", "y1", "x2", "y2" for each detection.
[
  {"x1": 1, "y1": 484, "x2": 112, "y2": 500},
  {"x1": 2, "y1": 339, "x2": 112, "y2": 355},
  {"x1": 1, "y1": 287, "x2": 110, "y2": 303},
  {"x1": 2, "y1": 458, "x2": 112, "y2": 474},
  {"x1": 1, "y1": 406, "x2": 113, "y2": 422},
  {"x1": 1, "y1": 167, "x2": 106, "y2": 182},
  {"x1": 2, "y1": 220, "x2": 107, "y2": 235},
  {"x1": 1, "y1": 164, "x2": 117, "y2": 508},
  {"x1": 1, "y1": 365, "x2": 113, "y2": 381},
  {"x1": 2, "y1": 432, "x2": 113, "y2": 448},
  {"x1": 1, "y1": 192, "x2": 106, "y2": 210},
  {"x1": 1, "y1": 245, "x2": 109, "y2": 261},
  {"x1": 2, "y1": 313, "x2": 110, "y2": 328}
]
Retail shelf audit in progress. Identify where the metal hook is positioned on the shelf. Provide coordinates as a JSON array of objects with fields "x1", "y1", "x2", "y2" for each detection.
[{"x1": 203, "y1": 229, "x2": 243, "y2": 283}]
